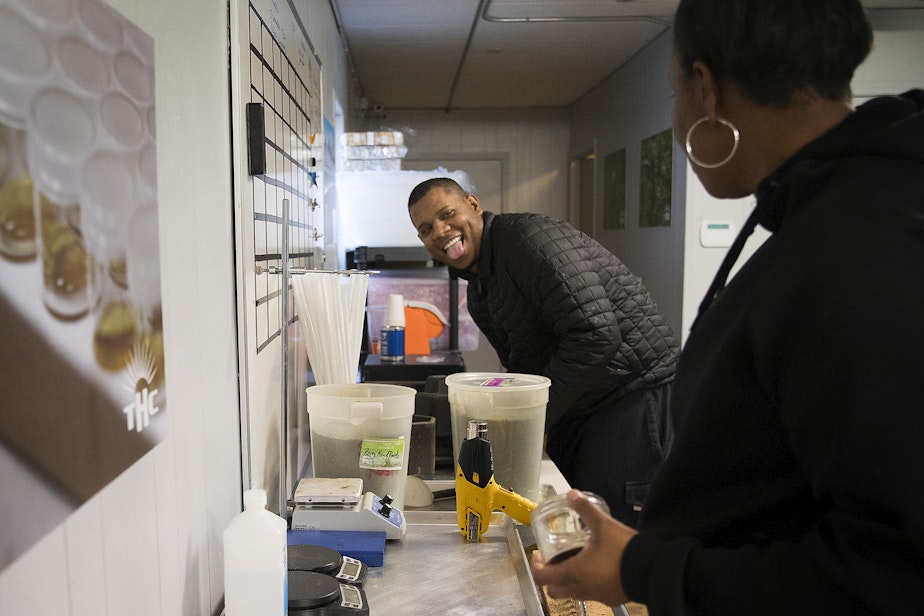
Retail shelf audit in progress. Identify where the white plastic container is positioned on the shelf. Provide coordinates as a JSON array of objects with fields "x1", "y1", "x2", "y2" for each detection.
[
  {"x1": 446, "y1": 372, "x2": 550, "y2": 502},
  {"x1": 223, "y1": 489, "x2": 288, "y2": 616},
  {"x1": 306, "y1": 383, "x2": 416, "y2": 508}
]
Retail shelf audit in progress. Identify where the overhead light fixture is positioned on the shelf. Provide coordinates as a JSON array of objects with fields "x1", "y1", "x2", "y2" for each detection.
[{"x1": 481, "y1": 0, "x2": 674, "y2": 25}]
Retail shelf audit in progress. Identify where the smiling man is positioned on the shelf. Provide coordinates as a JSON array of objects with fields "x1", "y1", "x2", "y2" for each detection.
[{"x1": 407, "y1": 177, "x2": 680, "y2": 526}]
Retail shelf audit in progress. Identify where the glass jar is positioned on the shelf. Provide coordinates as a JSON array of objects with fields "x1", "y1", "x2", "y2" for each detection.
[{"x1": 530, "y1": 491, "x2": 610, "y2": 564}]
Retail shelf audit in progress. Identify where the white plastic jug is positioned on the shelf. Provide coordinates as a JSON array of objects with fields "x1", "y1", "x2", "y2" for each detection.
[{"x1": 223, "y1": 489, "x2": 287, "y2": 615}]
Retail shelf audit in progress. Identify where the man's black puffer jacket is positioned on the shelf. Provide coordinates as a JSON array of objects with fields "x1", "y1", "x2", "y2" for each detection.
[{"x1": 451, "y1": 212, "x2": 679, "y2": 429}]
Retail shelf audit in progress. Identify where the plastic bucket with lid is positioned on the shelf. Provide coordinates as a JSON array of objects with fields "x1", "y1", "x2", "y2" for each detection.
[
  {"x1": 306, "y1": 383, "x2": 416, "y2": 509},
  {"x1": 445, "y1": 372, "x2": 550, "y2": 502}
]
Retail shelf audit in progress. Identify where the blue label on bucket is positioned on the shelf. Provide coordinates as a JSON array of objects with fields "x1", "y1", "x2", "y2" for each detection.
[{"x1": 380, "y1": 326, "x2": 404, "y2": 359}]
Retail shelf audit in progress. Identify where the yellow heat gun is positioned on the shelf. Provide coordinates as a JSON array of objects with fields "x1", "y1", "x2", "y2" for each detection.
[{"x1": 455, "y1": 419, "x2": 537, "y2": 541}]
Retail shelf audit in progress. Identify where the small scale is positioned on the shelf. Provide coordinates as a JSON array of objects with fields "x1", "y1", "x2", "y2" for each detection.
[
  {"x1": 288, "y1": 570, "x2": 368, "y2": 615},
  {"x1": 294, "y1": 478, "x2": 364, "y2": 506},
  {"x1": 291, "y1": 478, "x2": 407, "y2": 540},
  {"x1": 288, "y1": 544, "x2": 367, "y2": 586}
]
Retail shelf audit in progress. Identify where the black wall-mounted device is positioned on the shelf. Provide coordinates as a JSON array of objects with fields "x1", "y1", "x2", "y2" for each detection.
[{"x1": 246, "y1": 102, "x2": 266, "y2": 176}]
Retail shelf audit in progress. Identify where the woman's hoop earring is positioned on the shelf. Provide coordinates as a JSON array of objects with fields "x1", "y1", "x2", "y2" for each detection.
[{"x1": 685, "y1": 116, "x2": 740, "y2": 169}]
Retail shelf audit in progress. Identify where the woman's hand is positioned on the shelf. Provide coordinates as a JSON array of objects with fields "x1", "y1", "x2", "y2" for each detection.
[{"x1": 530, "y1": 489, "x2": 638, "y2": 607}]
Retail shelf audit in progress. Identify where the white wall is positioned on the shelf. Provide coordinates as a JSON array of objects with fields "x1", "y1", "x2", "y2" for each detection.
[
  {"x1": 680, "y1": 9, "x2": 924, "y2": 344},
  {"x1": 853, "y1": 9, "x2": 924, "y2": 101},
  {"x1": 568, "y1": 30, "x2": 686, "y2": 337},
  {"x1": 366, "y1": 108, "x2": 571, "y2": 219},
  {"x1": 568, "y1": 11, "x2": 924, "y2": 345},
  {"x1": 0, "y1": 1, "x2": 350, "y2": 614},
  {"x1": 1, "y1": 0, "x2": 238, "y2": 613}
]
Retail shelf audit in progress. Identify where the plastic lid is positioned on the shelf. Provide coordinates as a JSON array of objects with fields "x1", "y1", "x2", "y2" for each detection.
[
  {"x1": 244, "y1": 489, "x2": 267, "y2": 510},
  {"x1": 445, "y1": 372, "x2": 551, "y2": 391}
]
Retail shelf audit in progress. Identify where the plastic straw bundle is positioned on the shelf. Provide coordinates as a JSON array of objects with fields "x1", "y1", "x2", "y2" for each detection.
[{"x1": 291, "y1": 271, "x2": 370, "y2": 385}]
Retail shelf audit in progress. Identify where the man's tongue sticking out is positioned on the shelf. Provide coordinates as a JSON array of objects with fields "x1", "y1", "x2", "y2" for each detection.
[{"x1": 446, "y1": 237, "x2": 465, "y2": 261}]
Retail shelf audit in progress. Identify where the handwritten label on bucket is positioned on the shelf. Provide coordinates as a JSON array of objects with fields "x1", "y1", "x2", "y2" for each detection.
[{"x1": 359, "y1": 437, "x2": 406, "y2": 471}]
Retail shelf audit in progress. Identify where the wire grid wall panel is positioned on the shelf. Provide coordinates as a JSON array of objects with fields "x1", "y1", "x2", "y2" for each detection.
[{"x1": 248, "y1": 2, "x2": 321, "y2": 354}]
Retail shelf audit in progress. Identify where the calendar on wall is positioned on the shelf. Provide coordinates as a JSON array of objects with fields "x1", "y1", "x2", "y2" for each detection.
[{"x1": 232, "y1": 0, "x2": 324, "y2": 510}]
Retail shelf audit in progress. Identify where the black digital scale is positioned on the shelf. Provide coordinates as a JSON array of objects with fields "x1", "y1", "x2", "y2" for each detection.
[
  {"x1": 288, "y1": 544, "x2": 367, "y2": 586},
  {"x1": 288, "y1": 571, "x2": 368, "y2": 615},
  {"x1": 288, "y1": 544, "x2": 369, "y2": 615}
]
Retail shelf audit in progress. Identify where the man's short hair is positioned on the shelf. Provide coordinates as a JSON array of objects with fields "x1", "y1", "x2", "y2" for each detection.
[{"x1": 408, "y1": 177, "x2": 467, "y2": 209}]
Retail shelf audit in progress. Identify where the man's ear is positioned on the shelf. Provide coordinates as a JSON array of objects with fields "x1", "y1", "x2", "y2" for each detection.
[{"x1": 467, "y1": 193, "x2": 482, "y2": 214}]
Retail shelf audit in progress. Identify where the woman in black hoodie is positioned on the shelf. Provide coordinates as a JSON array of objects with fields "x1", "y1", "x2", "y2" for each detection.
[{"x1": 531, "y1": 0, "x2": 924, "y2": 614}]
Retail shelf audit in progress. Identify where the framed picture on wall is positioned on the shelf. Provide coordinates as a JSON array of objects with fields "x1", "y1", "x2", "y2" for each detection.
[
  {"x1": 639, "y1": 128, "x2": 673, "y2": 227},
  {"x1": 603, "y1": 148, "x2": 627, "y2": 230}
]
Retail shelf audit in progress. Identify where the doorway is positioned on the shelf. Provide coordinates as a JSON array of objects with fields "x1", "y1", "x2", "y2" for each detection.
[{"x1": 571, "y1": 150, "x2": 596, "y2": 236}]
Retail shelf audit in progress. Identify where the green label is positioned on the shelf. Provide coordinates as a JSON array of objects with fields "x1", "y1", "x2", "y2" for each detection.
[{"x1": 359, "y1": 437, "x2": 405, "y2": 470}]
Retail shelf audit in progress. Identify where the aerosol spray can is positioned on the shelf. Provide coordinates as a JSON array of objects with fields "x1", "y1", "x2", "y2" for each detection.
[{"x1": 380, "y1": 293, "x2": 405, "y2": 361}]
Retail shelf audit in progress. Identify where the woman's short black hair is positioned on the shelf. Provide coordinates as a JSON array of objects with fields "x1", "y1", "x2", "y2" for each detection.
[{"x1": 673, "y1": 0, "x2": 873, "y2": 106}]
